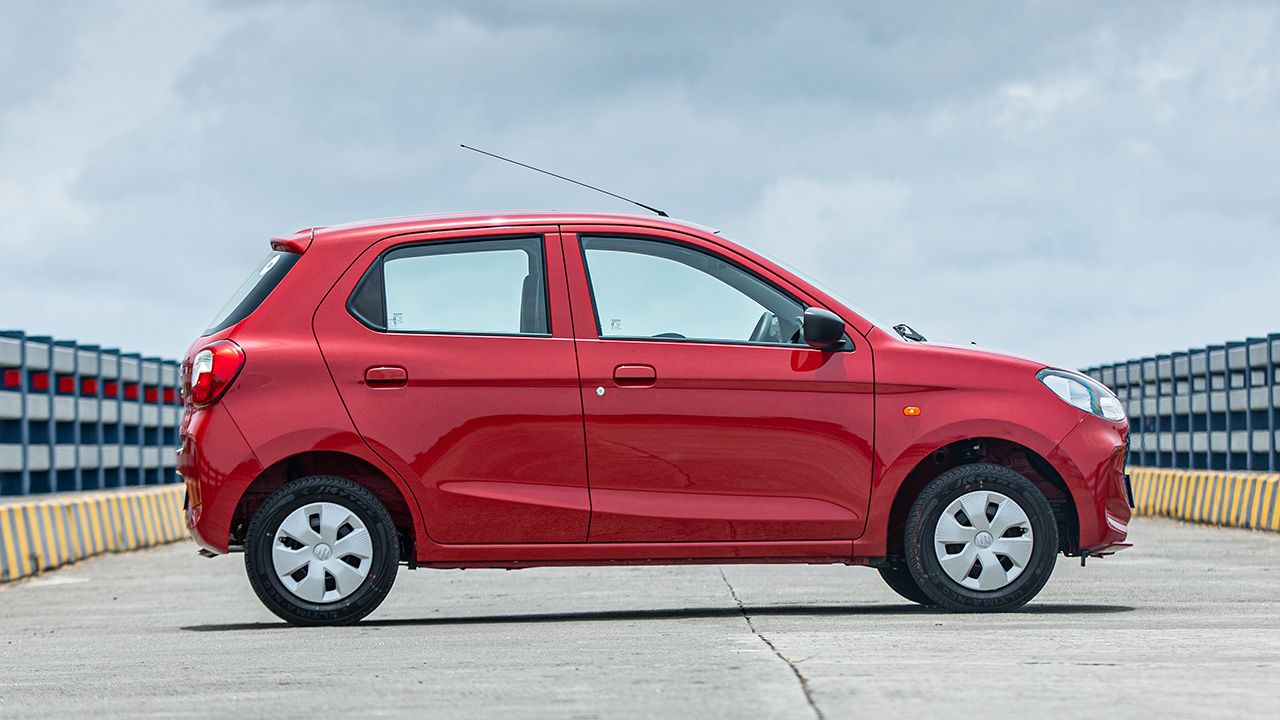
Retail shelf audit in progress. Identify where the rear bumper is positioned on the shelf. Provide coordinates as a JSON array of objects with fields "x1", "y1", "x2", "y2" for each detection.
[
  {"x1": 1047, "y1": 417, "x2": 1133, "y2": 554},
  {"x1": 175, "y1": 404, "x2": 262, "y2": 554}
]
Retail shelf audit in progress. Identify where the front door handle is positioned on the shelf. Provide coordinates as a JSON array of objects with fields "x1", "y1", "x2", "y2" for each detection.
[
  {"x1": 365, "y1": 365, "x2": 408, "y2": 388},
  {"x1": 613, "y1": 364, "x2": 656, "y2": 387}
]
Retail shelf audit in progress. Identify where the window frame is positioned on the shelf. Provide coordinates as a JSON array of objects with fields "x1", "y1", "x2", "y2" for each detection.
[
  {"x1": 346, "y1": 234, "x2": 553, "y2": 338},
  {"x1": 576, "y1": 234, "x2": 818, "y2": 349}
]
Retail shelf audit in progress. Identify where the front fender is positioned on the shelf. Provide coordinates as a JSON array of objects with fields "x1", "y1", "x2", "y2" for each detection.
[{"x1": 854, "y1": 414, "x2": 1078, "y2": 556}]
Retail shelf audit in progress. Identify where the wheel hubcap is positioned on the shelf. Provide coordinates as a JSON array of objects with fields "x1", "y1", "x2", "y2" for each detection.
[
  {"x1": 272, "y1": 501, "x2": 373, "y2": 604},
  {"x1": 933, "y1": 490, "x2": 1034, "y2": 591}
]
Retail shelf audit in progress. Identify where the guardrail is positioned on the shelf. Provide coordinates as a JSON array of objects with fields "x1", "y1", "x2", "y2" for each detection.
[
  {"x1": 1130, "y1": 467, "x2": 1279, "y2": 532},
  {"x1": 1, "y1": 326, "x2": 1275, "y2": 584},
  {"x1": 1083, "y1": 333, "x2": 1279, "y2": 473},
  {"x1": 0, "y1": 484, "x2": 185, "y2": 583},
  {"x1": 1, "y1": 467, "x2": 1273, "y2": 585},
  {"x1": 0, "y1": 331, "x2": 182, "y2": 497}
]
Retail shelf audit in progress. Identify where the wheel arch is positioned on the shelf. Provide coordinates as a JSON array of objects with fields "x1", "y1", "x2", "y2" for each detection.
[
  {"x1": 230, "y1": 450, "x2": 419, "y2": 562},
  {"x1": 883, "y1": 437, "x2": 1079, "y2": 559}
]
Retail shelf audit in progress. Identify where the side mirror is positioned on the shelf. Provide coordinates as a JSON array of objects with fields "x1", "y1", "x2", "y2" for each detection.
[{"x1": 802, "y1": 307, "x2": 847, "y2": 350}]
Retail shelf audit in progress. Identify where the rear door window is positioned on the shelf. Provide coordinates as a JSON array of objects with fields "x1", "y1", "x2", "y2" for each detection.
[{"x1": 348, "y1": 236, "x2": 549, "y2": 336}]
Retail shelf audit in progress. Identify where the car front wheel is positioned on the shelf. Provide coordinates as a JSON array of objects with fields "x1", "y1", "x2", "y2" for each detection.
[
  {"x1": 903, "y1": 463, "x2": 1059, "y2": 612},
  {"x1": 877, "y1": 563, "x2": 934, "y2": 606},
  {"x1": 245, "y1": 475, "x2": 399, "y2": 626}
]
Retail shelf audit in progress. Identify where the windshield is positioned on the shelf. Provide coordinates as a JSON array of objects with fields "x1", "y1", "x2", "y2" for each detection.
[
  {"x1": 719, "y1": 235, "x2": 897, "y2": 335},
  {"x1": 204, "y1": 251, "x2": 299, "y2": 335}
]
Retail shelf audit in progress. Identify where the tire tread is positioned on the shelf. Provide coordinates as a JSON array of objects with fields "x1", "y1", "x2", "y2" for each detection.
[
  {"x1": 903, "y1": 463, "x2": 1058, "y2": 612},
  {"x1": 244, "y1": 475, "x2": 400, "y2": 626}
]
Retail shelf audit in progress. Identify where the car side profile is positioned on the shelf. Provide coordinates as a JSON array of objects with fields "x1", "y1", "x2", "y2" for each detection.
[{"x1": 178, "y1": 210, "x2": 1133, "y2": 625}]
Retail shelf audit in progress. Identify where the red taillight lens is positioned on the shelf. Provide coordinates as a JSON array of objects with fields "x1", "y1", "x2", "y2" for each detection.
[{"x1": 189, "y1": 340, "x2": 245, "y2": 406}]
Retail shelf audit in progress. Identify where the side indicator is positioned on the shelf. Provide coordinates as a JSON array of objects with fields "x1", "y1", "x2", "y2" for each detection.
[{"x1": 903, "y1": 406, "x2": 922, "y2": 416}]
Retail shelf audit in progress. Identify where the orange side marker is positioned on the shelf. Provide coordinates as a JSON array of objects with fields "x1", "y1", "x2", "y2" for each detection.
[{"x1": 903, "y1": 406, "x2": 922, "y2": 416}]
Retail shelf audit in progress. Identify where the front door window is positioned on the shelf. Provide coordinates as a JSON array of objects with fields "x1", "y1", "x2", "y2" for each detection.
[{"x1": 581, "y1": 236, "x2": 805, "y2": 345}]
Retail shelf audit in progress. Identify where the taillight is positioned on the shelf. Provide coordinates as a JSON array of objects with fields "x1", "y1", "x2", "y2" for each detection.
[{"x1": 189, "y1": 340, "x2": 245, "y2": 406}]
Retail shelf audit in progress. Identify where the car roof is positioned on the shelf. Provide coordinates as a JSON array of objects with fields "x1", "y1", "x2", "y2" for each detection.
[
  {"x1": 294, "y1": 210, "x2": 720, "y2": 246},
  {"x1": 268, "y1": 209, "x2": 884, "y2": 339}
]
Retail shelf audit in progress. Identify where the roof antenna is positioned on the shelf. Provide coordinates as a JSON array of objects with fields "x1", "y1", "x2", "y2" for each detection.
[{"x1": 460, "y1": 144, "x2": 668, "y2": 217}]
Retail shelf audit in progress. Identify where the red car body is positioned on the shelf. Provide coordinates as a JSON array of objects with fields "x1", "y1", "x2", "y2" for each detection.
[{"x1": 179, "y1": 211, "x2": 1131, "y2": 573}]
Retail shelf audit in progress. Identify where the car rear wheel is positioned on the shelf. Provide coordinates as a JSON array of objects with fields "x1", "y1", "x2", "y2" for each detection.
[
  {"x1": 245, "y1": 475, "x2": 399, "y2": 626},
  {"x1": 903, "y1": 463, "x2": 1058, "y2": 612}
]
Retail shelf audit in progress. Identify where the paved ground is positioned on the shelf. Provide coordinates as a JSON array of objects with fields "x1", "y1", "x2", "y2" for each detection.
[{"x1": 1, "y1": 518, "x2": 1278, "y2": 719}]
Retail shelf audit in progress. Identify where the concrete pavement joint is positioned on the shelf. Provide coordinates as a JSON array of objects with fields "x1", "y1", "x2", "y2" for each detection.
[{"x1": 719, "y1": 568, "x2": 826, "y2": 720}]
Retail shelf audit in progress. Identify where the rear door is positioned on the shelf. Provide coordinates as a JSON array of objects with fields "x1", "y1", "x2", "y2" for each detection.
[
  {"x1": 562, "y1": 226, "x2": 875, "y2": 543},
  {"x1": 313, "y1": 227, "x2": 589, "y2": 544}
]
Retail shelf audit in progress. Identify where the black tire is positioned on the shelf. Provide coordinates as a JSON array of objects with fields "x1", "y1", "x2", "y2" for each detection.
[
  {"x1": 245, "y1": 475, "x2": 399, "y2": 626},
  {"x1": 904, "y1": 463, "x2": 1058, "y2": 612},
  {"x1": 878, "y1": 564, "x2": 934, "y2": 605}
]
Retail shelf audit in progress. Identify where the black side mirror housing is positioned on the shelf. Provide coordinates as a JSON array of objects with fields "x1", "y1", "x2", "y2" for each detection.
[{"x1": 802, "y1": 307, "x2": 849, "y2": 350}]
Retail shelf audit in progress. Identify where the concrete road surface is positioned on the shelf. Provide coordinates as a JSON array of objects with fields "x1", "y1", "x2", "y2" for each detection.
[{"x1": 1, "y1": 517, "x2": 1278, "y2": 719}]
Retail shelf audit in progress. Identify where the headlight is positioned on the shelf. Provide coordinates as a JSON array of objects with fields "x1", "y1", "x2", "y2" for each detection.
[{"x1": 1036, "y1": 369, "x2": 1126, "y2": 422}]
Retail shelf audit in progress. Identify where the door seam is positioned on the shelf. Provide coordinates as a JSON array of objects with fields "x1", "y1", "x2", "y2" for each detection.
[{"x1": 557, "y1": 226, "x2": 594, "y2": 541}]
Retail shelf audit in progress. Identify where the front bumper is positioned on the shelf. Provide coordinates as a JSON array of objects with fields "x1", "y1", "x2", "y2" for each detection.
[{"x1": 1047, "y1": 417, "x2": 1133, "y2": 555}]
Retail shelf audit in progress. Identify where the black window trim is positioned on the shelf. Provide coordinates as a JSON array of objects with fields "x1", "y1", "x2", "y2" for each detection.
[
  {"x1": 345, "y1": 233, "x2": 553, "y2": 339},
  {"x1": 576, "y1": 233, "x2": 853, "y2": 351}
]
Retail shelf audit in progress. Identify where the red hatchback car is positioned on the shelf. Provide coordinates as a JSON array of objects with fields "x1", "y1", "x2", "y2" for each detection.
[{"x1": 178, "y1": 211, "x2": 1132, "y2": 625}]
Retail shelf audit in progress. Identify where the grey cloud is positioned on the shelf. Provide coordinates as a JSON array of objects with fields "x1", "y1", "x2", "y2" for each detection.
[{"x1": 1, "y1": 0, "x2": 1277, "y2": 368}]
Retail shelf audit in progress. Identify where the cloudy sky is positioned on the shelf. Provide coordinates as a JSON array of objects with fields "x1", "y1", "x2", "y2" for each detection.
[{"x1": 2, "y1": 1, "x2": 1277, "y2": 368}]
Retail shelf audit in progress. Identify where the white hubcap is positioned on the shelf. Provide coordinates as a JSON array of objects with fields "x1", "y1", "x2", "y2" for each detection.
[
  {"x1": 272, "y1": 502, "x2": 373, "y2": 604},
  {"x1": 933, "y1": 490, "x2": 1034, "y2": 591}
]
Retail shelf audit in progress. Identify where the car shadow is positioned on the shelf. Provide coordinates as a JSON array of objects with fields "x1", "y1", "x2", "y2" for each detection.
[{"x1": 181, "y1": 602, "x2": 1134, "y2": 632}]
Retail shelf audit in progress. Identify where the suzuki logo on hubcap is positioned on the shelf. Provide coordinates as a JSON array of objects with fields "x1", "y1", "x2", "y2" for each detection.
[
  {"x1": 974, "y1": 531, "x2": 994, "y2": 549},
  {"x1": 313, "y1": 543, "x2": 333, "y2": 560}
]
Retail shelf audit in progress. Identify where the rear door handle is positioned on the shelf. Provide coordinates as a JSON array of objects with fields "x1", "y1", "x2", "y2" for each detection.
[
  {"x1": 613, "y1": 364, "x2": 656, "y2": 387},
  {"x1": 365, "y1": 365, "x2": 408, "y2": 388}
]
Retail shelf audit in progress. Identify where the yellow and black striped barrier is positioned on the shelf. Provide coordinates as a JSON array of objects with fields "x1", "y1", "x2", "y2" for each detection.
[
  {"x1": 1131, "y1": 467, "x2": 1280, "y2": 531},
  {"x1": 1, "y1": 469, "x2": 1276, "y2": 583},
  {"x1": 0, "y1": 484, "x2": 186, "y2": 583}
]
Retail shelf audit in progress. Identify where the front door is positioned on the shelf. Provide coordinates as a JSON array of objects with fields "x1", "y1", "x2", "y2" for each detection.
[
  {"x1": 562, "y1": 228, "x2": 875, "y2": 543},
  {"x1": 314, "y1": 228, "x2": 590, "y2": 544}
]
